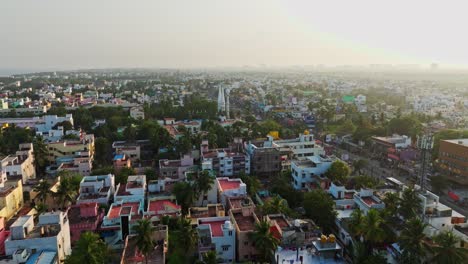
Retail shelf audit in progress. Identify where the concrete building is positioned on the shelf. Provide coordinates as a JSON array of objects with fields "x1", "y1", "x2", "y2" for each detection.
[
  {"x1": 159, "y1": 155, "x2": 196, "y2": 180},
  {"x1": 216, "y1": 177, "x2": 247, "y2": 207},
  {"x1": 272, "y1": 132, "x2": 325, "y2": 161},
  {"x1": 189, "y1": 204, "x2": 225, "y2": 225},
  {"x1": 229, "y1": 207, "x2": 259, "y2": 262},
  {"x1": 437, "y1": 139, "x2": 468, "y2": 185},
  {"x1": 245, "y1": 139, "x2": 281, "y2": 176},
  {"x1": 147, "y1": 197, "x2": 181, "y2": 221},
  {"x1": 115, "y1": 175, "x2": 146, "y2": 204},
  {"x1": 77, "y1": 174, "x2": 115, "y2": 205},
  {"x1": 291, "y1": 155, "x2": 334, "y2": 190},
  {"x1": 197, "y1": 217, "x2": 236, "y2": 263},
  {"x1": 353, "y1": 189, "x2": 385, "y2": 215},
  {"x1": 46, "y1": 134, "x2": 94, "y2": 176},
  {"x1": 0, "y1": 115, "x2": 73, "y2": 133},
  {"x1": 113, "y1": 154, "x2": 132, "y2": 175},
  {"x1": 0, "y1": 143, "x2": 35, "y2": 183},
  {"x1": 67, "y1": 202, "x2": 104, "y2": 244},
  {"x1": 129, "y1": 107, "x2": 144, "y2": 120},
  {"x1": 112, "y1": 140, "x2": 152, "y2": 163},
  {"x1": 121, "y1": 225, "x2": 168, "y2": 264},
  {"x1": 0, "y1": 180, "x2": 24, "y2": 220},
  {"x1": 201, "y1": 141, "x2": 250, "y2": 177},
  {"x1": 5, "y1": 212, "x2": 71, "y2": 262},
  {"x1": 371, "y1": 134, "x2": 412, "y2": 155}
]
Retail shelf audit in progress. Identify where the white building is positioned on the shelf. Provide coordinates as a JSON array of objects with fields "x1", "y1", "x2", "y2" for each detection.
[
  {"x1": 272, "y1": 133, "x2": 325, "y2": 160},
  {"x1": 197, "y1": 217, "x2": 236, "y2": 263},
  {"x1": 353, "y1": 189, "x2": 385, "y2": 215},
  {"x1": 291, "y1": 156, "x2": 334, "y2": 190},
  {"x1": 201, "y1": 141, "x2": 250, "y2": 177},
  {"x1": 114, "y1": 175, "x2": 146, "y2": 204},
  {"x1": 35, "y1": 114, "x2": 74, "y2": 133},
  {"x1": 216, "y1": 177, "x2": 247, "y2": 206},
  {"x1": 5, "y1": 212, "x2": 71, "y2": 262},
  {"x1": 0, "y1": 143, "x2": 35, "y2": 183},
  {"x1": 77, "y1": 174, "x2": 115, "y2": 205},
  {"x1": 129, "y1": 107, "x2": 144, "y2": 120}
]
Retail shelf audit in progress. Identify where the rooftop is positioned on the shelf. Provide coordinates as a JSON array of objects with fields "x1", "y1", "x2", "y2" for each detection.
[
  {"x1": 108, "y1": 202, "x2": 140, "y2": 219},
  {"x1": 148, "y1": 200, "x2": 181, "y2": 215},
  {"x1": 233, "y1": 212, "x2": 256, "y2": 232},
  {"x1": 199, "y1": 220, "x2": 226, "y2": 237},
  {"x1": 218, "y1": 178, "x2": 241, "y2": 192},
  {"x1": 444, "y1": 139, "x2": 468, "y2": 146}
]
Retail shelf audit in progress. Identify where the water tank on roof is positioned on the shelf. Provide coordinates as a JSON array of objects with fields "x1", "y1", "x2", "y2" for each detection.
[{"x1": 224, "y1": 220, "x2": 233, "y2": 229}]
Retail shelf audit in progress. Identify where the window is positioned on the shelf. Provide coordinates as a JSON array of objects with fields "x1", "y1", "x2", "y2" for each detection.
[
  {"x1": 228, "y1": 231, "x2": 233, "y2": 236},
  {"x1": 244, "y1": 241, "x2": 248, "y2": 245},
  {"x1": 222, "y1": 245, "x2": 229, "y2": 251}
]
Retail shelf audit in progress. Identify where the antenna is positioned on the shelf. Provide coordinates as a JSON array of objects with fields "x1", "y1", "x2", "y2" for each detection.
[{"x1": 417, "y1": 134, "x2": 434, "y2": 193}]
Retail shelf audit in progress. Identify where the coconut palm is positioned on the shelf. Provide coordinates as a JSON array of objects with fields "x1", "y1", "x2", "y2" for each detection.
[
  {"x1": 201, "y1": 250, "x2": 218, "y2": 264},
  {"x1": 34, "y1": 203, "x2": 48, "y2": 215},
  {"x1": 65, "y1": 232, "x2": 110, "y2": 264},
  {"x1": 33, "y1": 180, "x2": 51, "y2": 203},
  {"x1": 399, "y1": 218, "x2": 428, "y2": 264},
  {"x1": 173, "y1": 181, "x2": 196, "y2": 216},
  {"x1": 348, "y1": 208, "x2": 365, "y2": 240},
  {"x1": 132, "y1": 218, "x2": 156, "y2": 264},
  {"x1": 32, "y1": 136, "x2": 49, "y2": 177},
  {"x1": 195, "y1": 171, "x2": 215, "y2": 206},
  {"x1": 54, "y1": 177, "x2": 78, "y2": 209},
  {"x1": 261, "y1": 196, "x2": 289, "y2": 215},
  {"x1": 248, "y1": 219, "x2": 279, "y2": 263},
  {"x1": 175, "y1": 217, "x2": 198, "y2": 252},
  {"x1": 430, "y1": 231, "x2": 468, "y2": 264},
  {"x1": 363, "y1": 209, "x2": 386, "y2": 251},
  {"x1": 399, "y1": 187, "x2": 421, "y2": 220}
]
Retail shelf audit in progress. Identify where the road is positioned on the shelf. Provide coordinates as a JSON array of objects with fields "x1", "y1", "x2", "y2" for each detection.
[{"x1": 334, "y1": 147, "x2": 468, "y2": 216}]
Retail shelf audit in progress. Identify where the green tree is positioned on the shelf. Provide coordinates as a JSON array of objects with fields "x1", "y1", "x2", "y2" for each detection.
[
  {"x1": 261, "y1": 196, "x2": 289, "y2": 215},
  {"x1": 116, "y1": 167, "x2": 136, "y2": 184},
  {"x1": 194, "y1": 171, "x2": 215, "y2": 206},
  {"x1": 248, "y1": 219, "x2": 279, "y2": 263},
  {"x1": 399, "y1": 218, "x2": 428, "y2": 264},
  {"x1": 399, "y1": 187, "x2": 421, "y2": 220},
  {"x1": 303, "y1": 190, "x2": 337, "y2": 232},
  {"x1": 351, "y1": 174, "x2": 380, "y2": 189},
  {"x1": 33, "y1": 136, "x2": 49, "y2": 177},
  {"x1": 325, "y1": 160, "x2": 351, "y2": 184},
  {"x1": 54, "y1": 174, "x2": 81, "y2": 209},
  {"x1": 173, "y1": 182, "x2": 196, "y2": 216},
  {"x1": 352, "y1": 159, "x2": 368, "y2": 175},
  {"x1": 430, "y1": 231, "x2": 468, "y2": 264},
  {"x1": 65, "y1": 232, "x2": 110, "y2": 264},
  {"x1": 348, "y1": 208, "x2": 365, "y2": 240},
  {"x1": 337, "y1": 119, "x2": 356, "y2": 135},
  {"x1": 201, "y1": 251, "x2": 218, "y2": 264},
  {"x1": 94, "y1": 138, "x2": 112, "y2": 167},
  {"x1": 363, "y1": 209, "x2": 386, "y2": 251},
  {"x1": 33, "y1": 180, "x2": 51, "y2": 203},
  {"x1": 132, "y1": 219, "x2": 156, "y2": 264}
]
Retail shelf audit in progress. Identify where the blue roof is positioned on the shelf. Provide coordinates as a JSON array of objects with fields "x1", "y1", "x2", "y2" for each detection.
[
  {"x1": 26, "y1": 251, "x2": 57, "y2": 264},
  {"x1": 114, "y1": 154, "x2": 124, "y2": 160}
]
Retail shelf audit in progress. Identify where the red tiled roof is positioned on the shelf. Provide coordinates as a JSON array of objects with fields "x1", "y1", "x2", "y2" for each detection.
[
  {"x1": 218, "y1": 179, "x2": 241, "y2": 192},
  {"x1": 200, "y1": 220, "x2": 225, "y2": 237},
  {"x1": 108, "y1": 202, "x2": 140, "y2": 219},
  {"x1": 148, "y1": 200, "x2": 181, "y2": 215}
]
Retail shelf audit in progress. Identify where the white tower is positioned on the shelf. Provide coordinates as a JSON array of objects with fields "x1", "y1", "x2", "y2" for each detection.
[
  {"x1": 225, "y1": 88, "x2": 230, "y2": 119},
  {"x1": 217, "y1": 86, "x2": 226, "y2": 113}
]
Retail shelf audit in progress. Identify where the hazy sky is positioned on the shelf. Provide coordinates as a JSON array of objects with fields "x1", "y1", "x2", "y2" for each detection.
[{"x1": 1, "y1": 0, "x2": 467, "y2": 71}]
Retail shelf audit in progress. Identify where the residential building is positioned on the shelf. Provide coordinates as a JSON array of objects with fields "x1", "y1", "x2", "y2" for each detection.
[
  {"x1": 245, "y1": 139, "x2": 281, "y2": 176},
  {"x1": 0, "y1": 114, "x2": 73, "y2": 133},
  {"x1": 46, "y1": 134, "x2": 94, "y2": 175},
  {"x1": 77, "y1": 174, "x2": 115, "y2": 205},
  {"x1": 113, "y1": 154, "x2": 132, "y2": 175},
  {"x1": 197, "y1": 217, "x2": 236, "y2": 263},
  {"x1": 229, "y1": 208, "x2": 259, "y2": 262},
  {"x1": 371, "y1": 134, "x2": 412, "y2": 155},
  {"x1": 112, "y1": 140, "x2": 152, "y2": 163},
  {"x1": 100, "y1": 201, "x2": 144, "y2": 249},
  {"x1": 0, "y1": 143, "x2": 35, "y2": 183},
  {"x1": 189, "y1": 204, "x2": 225, "y2": 225},
  {"x1": 159, "y1": 155, "x2": 196, "y2": 180},
  {"x1": 272, "y1": 132, "x2": 325, "y2": 161},
  {"x1": 201, "y1": 140, "x2": 250, "y2": 177},
  {"x1": 146, "y1": 197, "x2": 181, "y2": 221},
  {"x1": 114, "y1": 175, "x2": 146, "y2": 204},
  {"x1": 437, "y1": 139, "x2": 468, "y2": 185},
  {"x1": 0, "y1": 217, "x2": 10, "y2": 255},
  {"x1": 121, "y1": 225, "x2": 168, "y2": 264},
  {"x1": 67, "y1": 202, "x2": 104, "y2": 244},
  {"x1": 291, "y1": 155, "x2": 334, "y2": 190},
  {"x1": 353, "y1": 189, "x2": 385, "y2": 215},
  {"x1": 0, "y1": 180, "x2": 24, "y2": 220},
  {"x1": 161, "y1": 118, "x2": 202, "y2": 139},
  {"x1": 5, "y1": 212, "x2": 71, "y2": 262},
  {"x1": 216, "y1": 177, "x2": 247, "y2": 207},
  {"x1": 129, "y1": 107, "x2": 144, "y2": 120}
]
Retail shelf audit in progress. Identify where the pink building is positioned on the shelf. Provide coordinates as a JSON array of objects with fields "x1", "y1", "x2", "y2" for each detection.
[
  {"x1": 0, "y1": 217, "x2": 10, "y2": 255},
  {"x1": 68, "y1": 203, "x2": 104, "y2": 244},
  {"x1": 113, "y1": 154, "x2": 132, "y2": 174},
  {"x1": 158, "y1": 154, "x2": 195, "y2": 180}
]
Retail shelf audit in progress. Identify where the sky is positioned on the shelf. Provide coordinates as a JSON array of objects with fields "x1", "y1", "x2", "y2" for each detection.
[{"x1": 1, "y1": 0, "x2": 467, "y2": 71}]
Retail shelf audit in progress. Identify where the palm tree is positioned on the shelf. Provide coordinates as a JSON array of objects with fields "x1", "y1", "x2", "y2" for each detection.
[
  {"x1": 65, "y1": 232, "x2": 110, "y2": 264},
  {"x1": 195, "y1": 171, "x2": 215, "y2": 206},
  {"x1": 173, "y1": 182, "x2": 196, "y2": 216},
  {"x1": 248, "y1": 219, "x2": 279, "y2": 263},
  {"x1": 33, "y1": 136, "x2": 49, "y2": 177},
  {"x1": 33, "y1": 180, "x2": 51, "y2": 203},
  {"x1": 399, "y1": 218, "x2": 428, "y2": 263},
  {"x1": 348, "y1": 208, "x2": 365, "y2": 240},
  {"x1": 175, "y1": 217, "x2": 197, "y2": 252},
  {"x1": 262, "y1": 196, "x2": 288, "y2": 215},
  {"x1": 132, "y1": 219, "x2": 156, "y2": 264},
  {"x1": 430, "y1": 231, "x2": 468, "y2": 264},
  {"x1": 363, "y1": 209, "x2": 386, "y2": 251},
  {"x1": 54, "y1": 177, "x2": 78, "y2": 209},
  {"x1": 399, "y1": 187, "x2": 421, "y2": 220},
  {"x1": 34, "y1": 203, "x2": 48, "y2": 215}
]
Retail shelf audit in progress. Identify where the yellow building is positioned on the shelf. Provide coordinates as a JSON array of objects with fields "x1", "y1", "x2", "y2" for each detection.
[
  {"x1": 0, "y1": 180, "x2": 24, "y2": 220},
  {"x1": 46, "y1": 134, "x2": 95, "y2": 162}
]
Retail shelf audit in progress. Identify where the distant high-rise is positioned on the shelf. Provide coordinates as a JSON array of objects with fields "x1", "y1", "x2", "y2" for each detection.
[{"x1": 217, "y1": 86, "x2": 226, "y2": 114}]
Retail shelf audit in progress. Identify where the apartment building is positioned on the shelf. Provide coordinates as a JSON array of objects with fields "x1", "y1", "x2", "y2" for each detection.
[
  {"x1": 0, "y1": 143, "x2": 35, "y2": 183},
  {"x1": 245, "y1": 139, "x2": 281, "y2": 176},
  {"x1": 0, "y1": 180, "x2": 24, "y2": 220},
  {"x1": 197, "y1": 217, "x2": 236, "y2": 263},
  {"x1": 112, "y1": 140, "x2": 152, "y2": 163},
  {"x1": 46, "y1": 134, "x2": 95, "y2": 175},
  {"x1": 437, "y1": 139, "x2": 468, "y2": 185},
  {"x1": 77, "y1": 174, "x2": 115, "y2": 205},
  {"x1": 216, "y1": 177, "x2": 247, "y2": 207},
  {"x1": 114, "y1": 175, "x2": 146, "y2": 204},
  {"x1": 113, "y1": 154, "x2": 132, "y2": 175},
  {"x1": 291, "y1": 155, "x2": 334, "y2": 190},
  {"x1": 147, "y1": 196, "x2": 181, "y2": 221},
  {"x1": 273, "y1": 132, "x2": 325, "y2": 160},
  {"x1": 159, "y1": 154, "x2": 196, "y2": 180},
  {"x1": 201, "y1": 141, "x2": 250, "y2": 177},
  {"x1": 68, "y1": 202, "x2": 104, "y2": 244},
  {"x1": 5, "y1": 212, "x2": 71, "y2": 262},
  {"x1": 121, "y1": 225, "x2": 168, "y2": 264},
  {"x1": 353, "y1": 189, "x2": 385, "y2": 215},
  {"x1": 229, "y1": 207, "x2": 259, "y2": 262}
]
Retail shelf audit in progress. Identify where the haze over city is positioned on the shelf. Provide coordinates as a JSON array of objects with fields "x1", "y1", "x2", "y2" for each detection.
[{"x1": 2, "y1": 0, "x2": 468, "y2": 73}]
